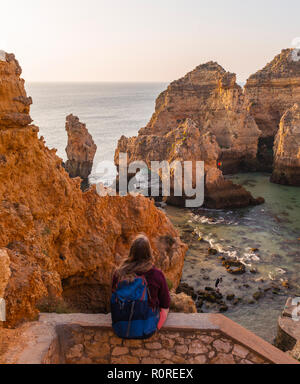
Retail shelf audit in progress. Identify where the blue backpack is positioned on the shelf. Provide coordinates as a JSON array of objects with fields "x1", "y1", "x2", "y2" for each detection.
[{"x1": 111, "y1": 276, "x2": 160, "y2": 339}]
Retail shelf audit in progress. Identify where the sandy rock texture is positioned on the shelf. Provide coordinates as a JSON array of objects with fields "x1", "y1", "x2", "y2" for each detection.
[{"x1": 0, "y1": 53, "x2": 187, "y2": 327}]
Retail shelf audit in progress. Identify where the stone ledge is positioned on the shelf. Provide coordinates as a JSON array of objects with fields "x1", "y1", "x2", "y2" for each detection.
[{"x1": 39, "y1": 312, "x2": 218, "y2": 331}]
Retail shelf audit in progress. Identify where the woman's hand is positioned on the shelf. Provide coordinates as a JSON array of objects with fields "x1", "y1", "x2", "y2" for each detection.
[{"x1": 157, "y1": 308, "x2": 169, "y2": 330}]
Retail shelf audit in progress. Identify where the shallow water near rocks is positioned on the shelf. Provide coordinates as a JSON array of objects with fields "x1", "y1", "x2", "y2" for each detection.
[{"x1": 165, "y1": 173, "x2": 300, "y2": 343}]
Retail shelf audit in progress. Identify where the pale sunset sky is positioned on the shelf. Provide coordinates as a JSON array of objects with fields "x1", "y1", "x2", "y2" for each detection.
[{"x1": 1, "y1": 0, "x2": 299, "y2": 82}]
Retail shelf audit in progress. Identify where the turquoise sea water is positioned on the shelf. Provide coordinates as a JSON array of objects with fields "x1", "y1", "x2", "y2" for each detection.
[
  {"x1": 166, "y1": 173, "x2": 300, "y2": 342},
  {"x1": 27, "y1": 83, "x2": 300, "y2": 343}
]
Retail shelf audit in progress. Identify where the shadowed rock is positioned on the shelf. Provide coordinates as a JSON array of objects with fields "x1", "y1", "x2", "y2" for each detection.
[
  {"x1": 271, "y1": 104, "x2": 300, "y2": 186},
  {"x1": 245, "y1": 49, "x2": 300, "y2": 171}
]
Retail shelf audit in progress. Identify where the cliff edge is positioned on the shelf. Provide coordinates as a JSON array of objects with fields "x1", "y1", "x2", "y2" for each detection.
[{"x1": 0, "y1": 53, "x2": 187, "y2": 327}]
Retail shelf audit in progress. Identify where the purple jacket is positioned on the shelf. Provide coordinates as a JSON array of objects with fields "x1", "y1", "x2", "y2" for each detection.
[{"x1": 112, "y1": 267, "x2": 171, "y2": 309}]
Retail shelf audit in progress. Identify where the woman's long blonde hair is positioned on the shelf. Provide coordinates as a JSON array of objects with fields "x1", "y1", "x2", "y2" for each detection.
[{"x1": 116, "y1": 234, "x2": 154, "y2": 281}]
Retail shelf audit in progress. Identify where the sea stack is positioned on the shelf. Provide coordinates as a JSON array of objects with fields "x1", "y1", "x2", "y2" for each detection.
[
  {"x1": 65, "y1": 114, "x2": 97, "y2": 181},
  {"x1": 271, "y1": 104, "x2": 300, "y2": 186},
  {"x1": 245, "y1": 49, "x2": 300, "y2": 171},
  {"x1": 115, "y1": 62, "x2": 263, "y2": 209}
]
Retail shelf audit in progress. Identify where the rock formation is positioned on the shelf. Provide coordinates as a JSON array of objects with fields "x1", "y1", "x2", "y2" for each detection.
[
  {"x1": 245, "y1": 49, "x2": 300, "y2": 170},
  {"x1": 170, "y1": 292, "x2": 197, "y2": 314},
  {"x1": 271, "y1": 104, "x2": 300, "y2": 185},
  {"x1": 0, "y1": 53, "x2": 187, "y2": 327},
  {"x1": 65, "y1": 114, "x2": 97, "y2": 181},
  {"x1": 140, "y1": 62, "x2": 260, "y2": 174},
  {"x1": 115, "y1": 63, "x2": 263, "y2": 208}
]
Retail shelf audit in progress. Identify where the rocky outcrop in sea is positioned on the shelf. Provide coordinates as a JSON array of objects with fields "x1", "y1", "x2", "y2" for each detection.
[
  {"x1": 115, "y1": 62, "x2": 263, "y2": 208},
  {"x1": 65, "y1": 114, "x2": 97, "y2": 182}
]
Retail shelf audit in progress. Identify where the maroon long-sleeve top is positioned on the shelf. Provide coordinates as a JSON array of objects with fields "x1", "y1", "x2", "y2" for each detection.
[{"x1": 112, "y1": 267, "x2": 171, "y2": 309}]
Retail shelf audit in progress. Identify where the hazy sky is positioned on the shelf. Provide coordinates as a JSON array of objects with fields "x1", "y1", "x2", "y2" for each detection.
[{"x1": 1, "y1": 0, "x2": 300, "y2": 82}]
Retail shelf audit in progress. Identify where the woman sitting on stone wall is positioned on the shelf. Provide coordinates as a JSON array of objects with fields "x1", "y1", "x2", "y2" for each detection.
[{"x1": 111, "y1": 235, "x2": 170, "y2": 339}]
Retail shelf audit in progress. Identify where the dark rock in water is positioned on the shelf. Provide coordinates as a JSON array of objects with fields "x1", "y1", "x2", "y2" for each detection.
[
  {"x1": 271, "y1": 253, "x2": 282, "y2": 261},
  {"x1": 196, "y1": 299, "x2": 204, "y2": 309},
  {"x1": 208, "y1": 248, "x2": 218, "y2": 255},
  {"x1": 182, "y1": 225, "x2": 194, "y2": 233},
  {"x1": 282, "y1": 280, "x2": 290, "y2": 289},
  {"x1": 223, "y1": 259, "x2": 246, "y2": 275},
  {"x1": 176, "y1": 282, "x2": 197, "y2": 300},
  {"x1": 220, "y1": 305, "x2": 229, "y2": 313},
  {"x1": 255, "y1": 197, "x2": 265, "y2": 205},
  {"x1": 226, "y1": 294, "x2": 235, "y2": 301},
  {"x1": 253, "y1": 291, "x2": 264, "y2": 301}
]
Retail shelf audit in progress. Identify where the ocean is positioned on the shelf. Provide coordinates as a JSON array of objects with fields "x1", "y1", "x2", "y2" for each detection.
[
  {"x1": 27, "y1": 82, "x2": 300, "y2": 343},
  {"x1": 27, "y1": 82, "x2": 167, "y2": 179}
]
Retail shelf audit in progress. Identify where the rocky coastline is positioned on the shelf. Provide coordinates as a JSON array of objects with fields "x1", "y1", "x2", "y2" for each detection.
[
  {"x1": 0, "y1": 49, "x2": 300, "y2": 363},
  {"x1": 0, "y1": 52, "x2": 188, "y2": 328}
]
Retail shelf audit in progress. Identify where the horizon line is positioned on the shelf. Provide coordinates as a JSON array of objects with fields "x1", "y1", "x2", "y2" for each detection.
[
  {"x1": 26, "y1": 80, "x2": 171, "y2": 84},
  {"x1": 26, "y1": 79, "x2": 247, "y2": 85}
]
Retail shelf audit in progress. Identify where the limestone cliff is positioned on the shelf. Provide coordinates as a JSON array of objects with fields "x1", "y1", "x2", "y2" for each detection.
[
  {"x1": 115, "y1": 63, "x2": 263, "y2": 209},
  {"x1": 65, "y1": 114, "x2": 97, "y2": 181},
  {"x1": 245, "y1": 49, "x2": 300, "y2": 170},
  {"x1": 0, "y1": 53, "x2": 187, "y2": 327},
  {"x1": 139, "y1": 62, "x2": 260, "y2": 174},
  {"x1": 271, "y1": 104, "x2": 300, "y2": 185}
]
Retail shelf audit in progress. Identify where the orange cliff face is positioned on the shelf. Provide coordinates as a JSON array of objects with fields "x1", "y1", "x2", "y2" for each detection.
[{"x1": 0, "y1": 53, "x2": 187, "y2": 327}]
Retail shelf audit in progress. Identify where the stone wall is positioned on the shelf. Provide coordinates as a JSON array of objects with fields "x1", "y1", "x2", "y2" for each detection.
[
  {"x1": 58, "y1": 326, "x2": 268, "y2": 364},
  {"x1": 1, "y1": 313, "x2": 297, "y2": 364}
]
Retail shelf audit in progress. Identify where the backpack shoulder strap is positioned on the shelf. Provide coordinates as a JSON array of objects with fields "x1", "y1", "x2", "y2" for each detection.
[{"x1": 138, "y1": 274, "x2": 153, "y2": 302}]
